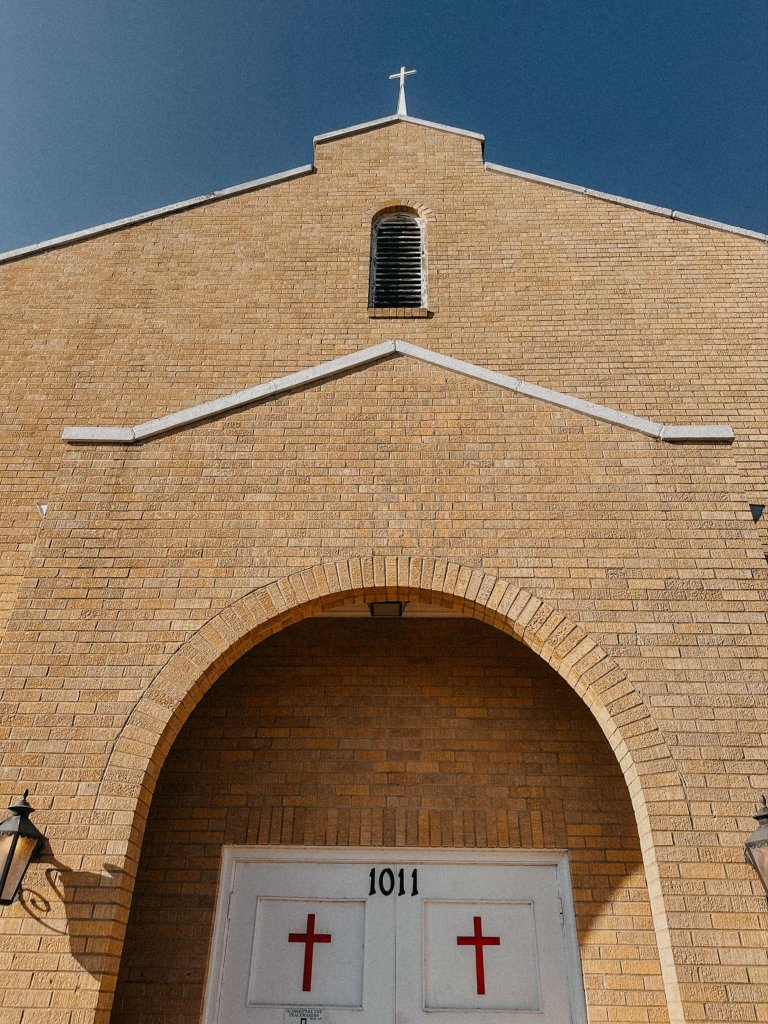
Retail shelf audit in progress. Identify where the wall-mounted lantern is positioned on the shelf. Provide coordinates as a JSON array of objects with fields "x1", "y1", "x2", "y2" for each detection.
[
  {"x1": 745, "y1": 795, "x2": 768, "y2": 899},
  {"x1": 0, "y1": 791, "x2": 47, "y2": 905}
]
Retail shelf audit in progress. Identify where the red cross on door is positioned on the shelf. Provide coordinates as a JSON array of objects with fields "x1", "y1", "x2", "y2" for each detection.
[
  {"x1": 456, "y1": 915, "x2": 501, "y2": 995},
  {"x1": 288, "y1": 912, "x2": 332, "y2": 991}
]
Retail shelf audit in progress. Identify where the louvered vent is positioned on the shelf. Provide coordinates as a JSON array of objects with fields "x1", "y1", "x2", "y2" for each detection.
[{"x1": 370, "y1": 214, "x2": 425, "y2": 308}]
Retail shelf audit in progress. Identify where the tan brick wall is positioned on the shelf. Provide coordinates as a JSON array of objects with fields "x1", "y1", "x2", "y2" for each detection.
[
  {"x1": 1, "y1": 121, "x2": 765, "y2": 633},
  {"x1": 111, "y1": 617, "x2": 668, "y2": 1024},
  {"x1": 0, "y1": 120, "x2": 765, "y2": 1023}
]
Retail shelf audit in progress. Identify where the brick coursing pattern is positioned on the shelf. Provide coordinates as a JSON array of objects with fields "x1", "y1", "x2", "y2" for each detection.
[{"x1": 0, "y1": 120, "x2": 766, "y2": 1023}]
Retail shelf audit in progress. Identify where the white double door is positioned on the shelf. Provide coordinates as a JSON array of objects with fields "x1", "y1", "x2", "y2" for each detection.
[{"x1": 203, "y1": 848, "x2": 587, "y2": 1024}]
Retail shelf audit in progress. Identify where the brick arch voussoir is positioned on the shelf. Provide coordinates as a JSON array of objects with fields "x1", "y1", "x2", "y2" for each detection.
[
  {"x1": 363, "y1": 199, "x2": 436, "y2": 224},
  {"x1": 101, "y1": 556, "x2": 684, "y2": 829},
  {"x1": 96, "y1": 555, "x2": 687, "y2": 1023}
]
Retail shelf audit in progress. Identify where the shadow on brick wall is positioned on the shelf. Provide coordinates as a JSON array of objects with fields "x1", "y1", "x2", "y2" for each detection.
[{"x1": 20, "y1": 855, "x2": 125, "y2": 983}]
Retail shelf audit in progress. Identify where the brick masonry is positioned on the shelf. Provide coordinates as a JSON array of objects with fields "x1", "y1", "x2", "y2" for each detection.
[
  {"x1": 0, "y1": 119, "x2": 766, "y2": 1023},
  {"x1": 111, "y1": 617, "x2": 669, "y2": 1024}
]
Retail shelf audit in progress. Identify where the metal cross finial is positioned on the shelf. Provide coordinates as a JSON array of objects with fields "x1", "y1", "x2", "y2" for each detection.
[{"x1": 389, "y1": 66, "x2": 416, "y2": 116}]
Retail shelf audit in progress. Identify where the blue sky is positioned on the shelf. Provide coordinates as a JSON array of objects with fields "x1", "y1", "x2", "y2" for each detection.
[{"x1": 1, "y1": 0, "x2": 766, "y2": 251}]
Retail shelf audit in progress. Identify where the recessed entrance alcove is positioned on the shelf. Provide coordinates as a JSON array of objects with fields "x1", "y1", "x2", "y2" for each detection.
[{"x1": 110, "y1": 612, "x2": 668, "y2": 1024}]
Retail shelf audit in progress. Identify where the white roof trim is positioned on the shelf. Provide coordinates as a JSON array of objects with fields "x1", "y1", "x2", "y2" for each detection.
[
  {"x1": 2, "y1": 124, "x2": 762, "y2": 264},
  {"x1": 485, "y1": 162, "x2": 768, "y2": 241},
  {"x1": 314, "y1": 114, "x2": 484, "y2": 145},
  {"x1": 0, "y1": 165, "x2": 315, "y2": 265},
  {"x1": 62, "y1": 339, "x2": 733, "y2": 446}
]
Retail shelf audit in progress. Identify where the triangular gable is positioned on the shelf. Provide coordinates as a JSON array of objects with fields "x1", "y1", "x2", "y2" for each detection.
[
  {"x1": 3, "y1": 116, "x2": 765, "y2": 265},
  {"x1": 61, "y1": 340, "x2": 733, "y2": 446}
]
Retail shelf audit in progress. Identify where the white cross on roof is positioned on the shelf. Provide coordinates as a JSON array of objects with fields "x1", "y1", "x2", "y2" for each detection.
[{"x1": 389, "y1": 66, "x2": 416, "y2": 115}]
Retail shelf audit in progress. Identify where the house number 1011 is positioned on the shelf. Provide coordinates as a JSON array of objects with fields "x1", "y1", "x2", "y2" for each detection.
[{"x1": 368, "y1": 867, "x2": 419, "y2": 896}]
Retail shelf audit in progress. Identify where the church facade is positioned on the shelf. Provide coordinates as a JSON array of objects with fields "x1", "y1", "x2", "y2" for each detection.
[{"x1": 0, "y1": 111, "x2": 766, "y2": 1023}]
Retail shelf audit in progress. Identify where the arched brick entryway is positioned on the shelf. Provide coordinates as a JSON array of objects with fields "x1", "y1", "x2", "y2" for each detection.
[{"x1": 95, "y1": 556, "x2": 687, "y2": 1022}]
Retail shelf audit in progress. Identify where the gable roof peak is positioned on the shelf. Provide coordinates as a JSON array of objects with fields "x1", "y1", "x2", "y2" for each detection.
[
  {"x1": 1, "y1": 113, "x2": 764, "y2": 265},
  {"x1": 313, "y1": 114, "x2": 485, "y2": 148}
]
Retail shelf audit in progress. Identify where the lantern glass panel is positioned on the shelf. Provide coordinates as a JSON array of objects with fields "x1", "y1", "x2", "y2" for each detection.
[
  {"x1": 0, "y1": 834, "x2": 37, "y2": 903},
  {"x1": 748, "y1": 843, "x2": 768, "y2": 892}
]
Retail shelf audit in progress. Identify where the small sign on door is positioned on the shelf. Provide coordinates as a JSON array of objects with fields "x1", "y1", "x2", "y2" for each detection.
[{"x1": 283, "y1": 1010, "x2": 324, "y2": 1023}]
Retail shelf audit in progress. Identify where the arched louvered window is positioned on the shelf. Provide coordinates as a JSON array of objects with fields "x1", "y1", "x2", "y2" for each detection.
[{"x1": 369, "y1": 212, "x2": 426, "y2": 309}]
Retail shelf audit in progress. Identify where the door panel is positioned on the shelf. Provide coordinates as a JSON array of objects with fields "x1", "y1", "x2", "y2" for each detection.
[
  {"x1": 208, "y1": 859, "x2": 393, "y2": 1023},
  {"x1": 395, "y1": 861, "x2": 580, "y2": 1023},
  {"x1": 203, "y1": 848, "x2": 587, "y2": 1024}
]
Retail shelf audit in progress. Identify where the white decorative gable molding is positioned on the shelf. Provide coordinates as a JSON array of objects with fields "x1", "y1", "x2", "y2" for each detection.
[{"x1": 61, "y1": 340, "x2": 734, "y2": 446}]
